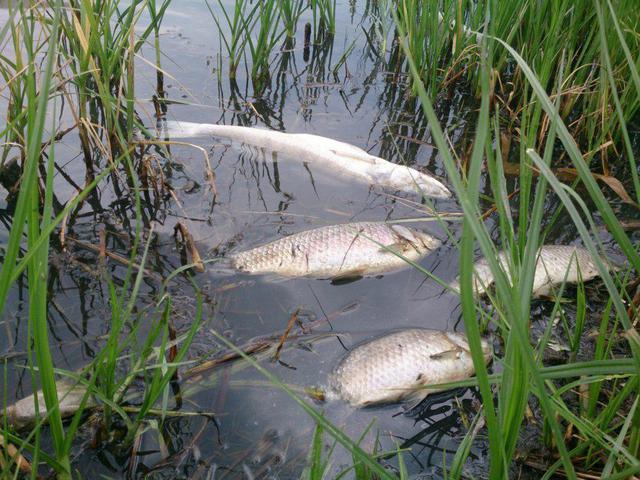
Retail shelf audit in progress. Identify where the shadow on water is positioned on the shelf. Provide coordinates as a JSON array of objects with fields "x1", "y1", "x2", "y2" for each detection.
[{"x1": 1, "y1": 0, "x2": 636, "y2": 478}]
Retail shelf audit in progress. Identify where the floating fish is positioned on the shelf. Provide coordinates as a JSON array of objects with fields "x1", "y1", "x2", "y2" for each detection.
[
  {"x1": 230, "y1": 222, "x2": 441, "y2": 280},
  {"x1": 327, "y1": 329, "x2": 491, "y2": 407},
  {"x1": 450, "y1": 245, "x2": 615, "y2": 297},
  {"x1": 4, "y1": 380, "x2": 95, "y2": 429},
  {"x1": 160, "y1": 120, "x2": 451, "y2": 198}
]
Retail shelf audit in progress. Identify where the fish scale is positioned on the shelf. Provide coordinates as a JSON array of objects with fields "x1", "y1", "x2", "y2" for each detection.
[
  {"x1": 327, "y1": 329, "x2": 492, "y2": 407},
  {"x1": 230, "y1": 221, "x2": 441, "y2": 278}
]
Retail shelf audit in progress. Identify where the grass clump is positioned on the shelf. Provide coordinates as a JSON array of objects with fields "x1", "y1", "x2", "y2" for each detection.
[
  {"x1": 1, "y1": 0, "x2": 640, "y2": 478},
  {"x1": 393, "y1": 2, "x2": 640, "y2": 478}
]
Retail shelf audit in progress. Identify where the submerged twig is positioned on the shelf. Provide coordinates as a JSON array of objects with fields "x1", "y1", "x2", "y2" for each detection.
[
  {"x1": 272, "y1": 308, "x2": 300, "y2": 363},
  {"x1": 66, "y1": 235, "x2": 162, "y2": 281},
  {"x1": 182, "y1": 303, "x2": 356, "y2": 381}
]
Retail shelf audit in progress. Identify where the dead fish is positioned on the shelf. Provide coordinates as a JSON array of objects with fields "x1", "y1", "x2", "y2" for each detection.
[
  {"x1": 450, "y1": 245, "x2": 615, "y2": 297},
  {"x1": 4, "y1": 379, "x2": 95, "y2": 429},
  {"x1": 327, "y1": 329, "x2": 492, "y2": 407},
  {"x1": 229, "y1": 222, "x2": 441, "y2": 280},
  {"x1": 160, "y1": 120, "x2": 451, "y2": 198}
]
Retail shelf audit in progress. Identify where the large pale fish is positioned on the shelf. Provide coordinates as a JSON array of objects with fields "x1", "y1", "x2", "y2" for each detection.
[
  {"x1": 160, "y1": 120, "x2": 451, "y2": 198},
  {"x1": 229, "y1": 222, "x2": 441, "y2": 280},
  {"x1": 4, "y1": 380, "x2": 95, "y2": 429},
  {"x1": 327, "y1": 329, "x2": 491, "y2": 407},
  {"x1": 450, "y1": 245, "x2": 615, "y2": 297}
]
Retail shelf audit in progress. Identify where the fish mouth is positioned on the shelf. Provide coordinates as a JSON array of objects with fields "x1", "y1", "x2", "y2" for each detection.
[
  {"x1": 384, "y1": 167, "x2": 451, "y2": 198},
  {"x1": 414, "y1": 179, "x2": 452, "y2": 199},
  {"x1": 416, "y1": 232, "x2": 442, "y2": 251}
]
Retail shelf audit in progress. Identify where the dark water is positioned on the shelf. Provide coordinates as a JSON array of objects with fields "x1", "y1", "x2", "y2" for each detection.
[{"x1": 0, "y1": 0, "x2": 636, "y2": 478}]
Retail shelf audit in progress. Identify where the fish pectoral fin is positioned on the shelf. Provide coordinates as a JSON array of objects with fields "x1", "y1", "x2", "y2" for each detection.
[
  {"x1": 403, "y1": 388, "x2": 431, "y2": 410},
  {"x1": 390, "y1": 225, "x2": 418, "y2": 244},
  {"x1": 260, "y1": 273, "x2": 294, "y2": 283},
  {"x1": 330, "y1": 271, "x2": 365, "y2": 285},
  {"x1": 380, "y1": 243, "x2": 405, "y2": 255},
  {"x1": 389, "y1": 225, "x2": 423, "y2": 253},
  {"x1": 430, "y1": 349, "x2": 462, "y2": 361}
]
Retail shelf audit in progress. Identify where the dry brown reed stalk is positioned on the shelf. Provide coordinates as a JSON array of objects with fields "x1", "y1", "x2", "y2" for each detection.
[
  {"x1": 272, "y1": 308, "x2": 300, "y2": 363},
  {"x1": 173, "y1": 221, "x2": 205, "y2": 273},
  {"x1": 0, "y1": 433, "x2": 35, "y2": 477},
  {"x1": 66, "y1": 235, "x2": 162, "y2": 281}
]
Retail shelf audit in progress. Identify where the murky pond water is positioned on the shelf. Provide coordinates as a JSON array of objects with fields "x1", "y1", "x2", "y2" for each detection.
[{"x1": 1, "y1": 0, "x2": 637, "y2": 478}]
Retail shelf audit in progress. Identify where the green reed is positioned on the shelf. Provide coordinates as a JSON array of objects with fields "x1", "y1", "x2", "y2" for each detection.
[
  {"x1": 395, "y1": 1, "x2": 640, "y2": 478},
  {"x1": 0, "y1": 0, "x2": 205, "y2": 476},
  {"x1": 2, "y1": 0, "x2": 640, "y2": 478},
  {"x1": 279, "y1": 0, "x2": 305, "y2": 38},
  {"x1": 206, "y1": 0, "x2": 255, "y2": 79},
  {"x1": 310, "y1": 0, "x2": 336, "y2": 38},
  {"x1": 0, "y1": 1, "x2": 74, "y2": 476},
  {"x1": 390, "y1": 0, "x2": 639, "y2": 153},
  {"x1": 246, "y1": 0, "x2": 286, "y2": 89}
]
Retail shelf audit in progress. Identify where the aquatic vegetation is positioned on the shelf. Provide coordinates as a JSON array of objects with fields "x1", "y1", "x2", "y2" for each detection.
[
  {"x1": 279, "y1": 0, "x2": 305, "y2": 38},
  {"x1": 395, "y1": 2, "x2": 640, "y2": 477},
  {"x1": 206, "y1": 0, "x2": 255, "y2": 79},
  {"x1": 1, "y1": 0, "x2": 640, "y2": 478},
  {"x1": 246, "y1": 0, "x2": 285, "y2": 88},
  {"x1": 309, "y1": 0, "x2": 337, "y2": 38}
]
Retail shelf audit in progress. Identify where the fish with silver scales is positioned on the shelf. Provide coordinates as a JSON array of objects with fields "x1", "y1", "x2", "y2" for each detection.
[
  {"x1": 449, "y1": 245, "x2": 618, "y2": 297},
  {"x1": 229, "y1": 221, "x2": 441, "y2": 281},
  {"x1": 326, "y1": 329, "x2": 492, "y2": 408}
]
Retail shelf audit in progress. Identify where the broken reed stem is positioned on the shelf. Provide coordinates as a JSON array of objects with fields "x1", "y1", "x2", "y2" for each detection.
[
  {"x1": 173, "y1": 221, "x2": 205, "y2": 273},
  {"x1": 65, "y1": 235, "x2": 162, "y2": 281},
  {"x1": 272, "y1": 308, "x2": 300, "y2": 363},
  {"x1": 0, "y1": 433, "x2": 34, "y2": 476}
]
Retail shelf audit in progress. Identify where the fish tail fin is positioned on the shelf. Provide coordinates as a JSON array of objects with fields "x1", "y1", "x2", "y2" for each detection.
[
  {"x1": 200, "y1": 257, "x2": 237, "y2": 276},
  {"x1": 159, "y1": 120, "x2": 219, "y2": 138},
  {"x1": 306, "y1": 386, "x2": 333, "y2": 403}
]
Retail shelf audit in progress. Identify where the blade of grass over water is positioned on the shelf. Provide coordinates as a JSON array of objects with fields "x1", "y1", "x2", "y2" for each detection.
[
  {"x1": 19, "y1": 1, "x2": 70, "y2": 476},
  {"x1": 2, "y1": 0, "x2": 640, "y2": 477},
  {"x1": 392, "y1": 8, "x2": 510, "y2": 479},
  {"x1": 210, "y1": 330, "x2": 396, "y2": 480}
]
